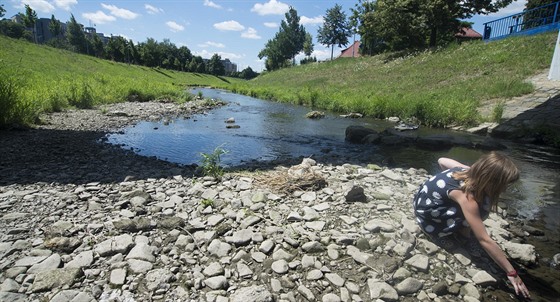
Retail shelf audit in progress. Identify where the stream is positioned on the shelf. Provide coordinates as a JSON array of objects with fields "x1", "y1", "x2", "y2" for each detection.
[{"x1": 107, "y1": 88, "x2": 560, "y2": 301}]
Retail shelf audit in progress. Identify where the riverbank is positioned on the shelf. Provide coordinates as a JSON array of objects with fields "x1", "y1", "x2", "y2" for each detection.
[{"x1": 0, "y1": 101, "x2": 554, "y2": 302}]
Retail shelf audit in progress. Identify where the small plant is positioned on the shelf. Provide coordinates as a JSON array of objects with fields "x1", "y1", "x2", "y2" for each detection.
[
  {"x1": 200, "y1": 199, "x2": 214, "y2": 207},
  {"x1": 492, "y1": 101, "x2": 505, "y2": 123},
  {"x1": 197, "y1": 91, "x2": 203, "y2": 98},
  {"x1": 199, "y1": 145, "x2": 228, "y2": 178}
]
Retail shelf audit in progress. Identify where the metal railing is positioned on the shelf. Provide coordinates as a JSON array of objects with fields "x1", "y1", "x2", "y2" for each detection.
[{"x1": 483, "y1": 1, "x2": 560, "y2": 41}]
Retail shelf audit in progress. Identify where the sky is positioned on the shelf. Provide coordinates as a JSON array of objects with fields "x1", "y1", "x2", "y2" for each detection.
[{"x1": 3, "y1": 0, "x2": 529, "y2": 72}]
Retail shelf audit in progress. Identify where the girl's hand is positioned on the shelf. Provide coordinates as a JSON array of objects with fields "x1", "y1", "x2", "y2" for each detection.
[{"x1": 508, "y1": 275, "x2": 530, "y2": 299}]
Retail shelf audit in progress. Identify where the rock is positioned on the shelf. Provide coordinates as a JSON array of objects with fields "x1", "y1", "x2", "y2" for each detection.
[
  {"x1": 345, "y1": 126, "x2": 378, "y2": 143},
  {"x1": 345, "y1": 186, "x2": 367, "y2": 202},
  {"x1": 205, "y1": 276, "x2": 228, "y2": 290},
  {"x1": 94, "y1": 234, "x2": 134, "y2": 257},
  {"x1": 503, "y1": 241, "x2": 537, "y2": 264},
  {"x1": 394, "y1": 277, "x2": 423, "y2": 295},
  {"x1": 31, "y1": 268, "x2": 83, "y2": 292},
  {"x1": 306, "y1": 111, "x2": 325, "y2": 119},
  {"x1": 230, "y1": 285, "x2": 273, "y2": 302},
  {"x1": 368, "y1": 280, "x2": 398, "y2": 301}
]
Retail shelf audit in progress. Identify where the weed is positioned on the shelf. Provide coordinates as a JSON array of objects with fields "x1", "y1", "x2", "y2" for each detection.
[
  {"x1": 492, "y1": 101, "x2": 505, "y2": 123},
  {"x1": 199, "y1": 145, "x2": 228, "y2": 178},
  {"x1": 200, "y1": 199, "x2": 214, "y2": 207}
]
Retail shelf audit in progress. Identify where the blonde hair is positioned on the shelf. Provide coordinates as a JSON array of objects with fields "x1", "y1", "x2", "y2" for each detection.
[{"x1": 453, "y1": 151, "x2": 519, "y2": 211}]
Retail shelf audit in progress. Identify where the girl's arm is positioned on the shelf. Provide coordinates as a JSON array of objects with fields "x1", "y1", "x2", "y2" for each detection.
[
  {"x1": 438, "y1": 157, "x2": 470, "y2": 170},
  {"x1": 450, "y1": 190, "x2": 530, "y2": 299}
]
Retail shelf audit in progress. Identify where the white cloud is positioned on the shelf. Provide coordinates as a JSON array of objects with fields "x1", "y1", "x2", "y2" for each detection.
[
  {"x1": 263, "y1": 22, "x2": 278, "y2": 28},
  {"x1": 194, "y1": 49, "x2": 243, "y2": 60},
  {"x1": 166, "y1": 21, "x2": 185, "y2": 32},
  {"x1": 21, "y1": 0, "x2": 55, "y2": 13},
  {"x1": 54, "y1": 0, "x2": 77, "y2": 11},
  {"x1": 214, "y1": 20, "x2": 245, "y2": 31},
  {"x1": 487, "y1": 0, "x2": 528, "y2": 17},
  {"x1": 301, "y1": 16, "x2": 323, "y2": 25},
  {"x1": 82, "y1": 11, "x2": 116, "y2": 24},
  {"x1": 101, "y1": 3, "x2": 140, "y2": 20},
  {"x1": 199, "y1": 41, "x2": 226, "y2": 48},
  {"x1": 241, "y1": 27, "x2": 261, "y2": 39},
  {"x1": 204, "y1": 0, "x2": 222, "y2": 9},
  {"x1": 251, "y1": 0, "x2": 289, "y2": 16},
  {"x1": 145, "y1": 4, "x2": 164, "y2": 14}
]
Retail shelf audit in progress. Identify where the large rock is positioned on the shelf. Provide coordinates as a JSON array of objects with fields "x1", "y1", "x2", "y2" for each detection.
[
  {"x1": 30, "y1": 268, "x2": 83, "y2": 292},
  {"x1": 345, "y1": 126, "x2": 378, "y2": 143},
  {"x1": 229, "y1": 285, "x2": 273, "y2": 302}
]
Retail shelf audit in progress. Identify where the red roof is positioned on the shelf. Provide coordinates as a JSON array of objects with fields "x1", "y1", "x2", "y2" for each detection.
[
  {"x1": 455, "y1": 27, "x2": 482, "y2": 39},
  {"x1": 339, "y1": 41, "x2": 361, "y2": 58}
]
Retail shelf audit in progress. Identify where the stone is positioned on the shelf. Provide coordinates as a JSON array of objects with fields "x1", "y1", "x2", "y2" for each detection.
[
  {"x1": 394, "y1": 277, "x2": 423, "y2": 295},
  {"x1": 205, "y1": 276, "x2": 228, "y2": 290},
  {"x1": 110, "y1": 268, "x2": 127, "y2": 286},
  {"x1": 30, "y1": 268, "x2": 83, "y2": 292},
  {"x1": 345, "y1": 186, "x2": 367, "y2": 202},
  {"x1": 28, "y1": 253, "x2": 61, "y2": 274},
  {"x1": 229, "y1": 285, "x2": 273, "y2": 302},
  {"x1": 94, "y1": 234, "x2": 134, "y2": 257},
  {"x1": 368, "y1": 280, "x2": 398, "y2": 301}
]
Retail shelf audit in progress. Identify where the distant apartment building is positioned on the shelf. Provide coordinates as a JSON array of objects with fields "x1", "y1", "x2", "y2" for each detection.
[
  {"x1": 9, "y1": 15, "x2": 108, "y2": 44},
  {"x1": 222, "y1": 58, "x2": 237, "y2": 74}
]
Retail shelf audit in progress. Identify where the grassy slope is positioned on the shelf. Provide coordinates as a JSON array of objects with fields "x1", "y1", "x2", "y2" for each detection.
[
  {"x1": 0, "y1": 35, "x2": 245, "y2": 124},
  {"x1": 232, "y1": 32, "x2": 557, "y2": 127}
]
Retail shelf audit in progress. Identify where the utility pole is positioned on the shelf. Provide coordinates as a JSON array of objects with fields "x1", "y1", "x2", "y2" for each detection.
[{"x1": 549, "y1": 29, "x2": 560, "y2": 80}]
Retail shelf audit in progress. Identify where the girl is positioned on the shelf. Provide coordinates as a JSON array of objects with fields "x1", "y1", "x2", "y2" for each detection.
[{"x1": 413, "y1": 151, "x2": 530, "y2": 298}]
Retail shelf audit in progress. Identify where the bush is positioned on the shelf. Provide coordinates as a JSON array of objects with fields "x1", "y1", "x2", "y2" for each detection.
[
  {"x1": 0, "y1": 62, "x2": 38, "y2": 127},
  {"x1": 199, "y1": 145, "x2": 228, "y2": 178}
]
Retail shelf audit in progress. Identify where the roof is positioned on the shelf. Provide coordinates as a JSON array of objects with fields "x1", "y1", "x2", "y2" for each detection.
[
  {"x1": 339, "y1": 41, "x2": 361, "y2": 58},
  {"x1": 455, "y1": 27, "x2": 483, "y2": 39}
]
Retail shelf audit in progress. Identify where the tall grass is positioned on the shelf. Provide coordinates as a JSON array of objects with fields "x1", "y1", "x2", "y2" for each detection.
[
  {"x1": 0, "y1": 35, "x2": 245, "y2": 128},
  {"x1": 233, "y1": 32, "x2": 557, "y2": 127}
]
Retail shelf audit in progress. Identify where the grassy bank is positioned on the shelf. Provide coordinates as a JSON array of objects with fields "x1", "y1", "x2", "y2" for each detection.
[
  {"x1": 232, "y1": 32, "x2": 557, "y2": 127},
  {"x1": 0, "y1": 36, "x2": 244, "y2": 127}
]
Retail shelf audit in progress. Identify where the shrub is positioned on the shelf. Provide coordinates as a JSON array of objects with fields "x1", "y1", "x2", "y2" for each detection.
[{"x1": 199, "y1": 145, "x2": 228, "y2": 178}]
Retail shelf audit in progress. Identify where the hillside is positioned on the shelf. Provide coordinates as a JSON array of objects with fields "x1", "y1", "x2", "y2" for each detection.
[
  {"x1": 0, "y1": 35, "x2": 245, "y2": 126},
  {"x1": 232, "y1": 32, "x2": 558, "y2": 127}
]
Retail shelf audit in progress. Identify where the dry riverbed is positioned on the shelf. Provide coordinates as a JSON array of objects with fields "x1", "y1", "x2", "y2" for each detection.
[{"x1": 0, "y1": 100, "x2": 553, "y2": 302}]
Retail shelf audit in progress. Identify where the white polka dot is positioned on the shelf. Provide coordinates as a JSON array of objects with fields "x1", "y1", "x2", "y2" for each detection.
[
  {"x1": 421, "y1": 185, "x2": 428, "y2": 193},
  {"x1": 446, "y1": 218, "x2": 455, "y2": 227},
  {"x1": 431, "y1": 210, "x2": 441, "y2": 217},
  {"x1": 432, "y1": 192, "x2": 442, "y2": 199},
  {"x1": 446, "y1": 172, "x2": 453, "y2": 178},
  {"x1": 429, "y1": 176, "x2": 436, "y2": 181},
  {"x1": 425, "y1": 225, "x2": 435, "y2": 233},
  {"x1": 437, "y1": 179, "x2": 445, "y2": 189},
  {"x1": 425, "y1": 198, "x2": 432, "y2": 205},
  {"x1": 446, "y1": 207, "x2": 457, "y2": 216}
]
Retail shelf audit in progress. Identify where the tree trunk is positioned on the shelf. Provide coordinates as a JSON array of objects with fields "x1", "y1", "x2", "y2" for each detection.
[
  {"x1": 429, "y1": 27, "x2": 437, "y2": 48},
  {"x1": 330, "y1": 44, "x2": 334, "y2": 60}
]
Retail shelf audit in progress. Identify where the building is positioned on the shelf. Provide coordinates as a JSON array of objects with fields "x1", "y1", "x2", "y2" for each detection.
[
  {"x1": 455, "y1": 27, "x2": 483, "y2": 42},
  {"x1": 222, "y1": 58, "x2": 237, "y2": 74},
  {"x1": 339, "y1": 41, "x2": 361, "y2": 58}
]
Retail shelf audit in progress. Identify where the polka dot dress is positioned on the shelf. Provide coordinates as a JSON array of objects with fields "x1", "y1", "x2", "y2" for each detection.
[{"x1": 412, "y1": 167, "x2": 490, "y2": 238}]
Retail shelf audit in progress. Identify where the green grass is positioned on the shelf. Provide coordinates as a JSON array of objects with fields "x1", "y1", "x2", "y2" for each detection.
[
  {"x1": 231, "y1": 32, "x2": 557, "y2": 127},
  {"x1": 0, "y1": 35, "x2": 245, "y2": 127}
]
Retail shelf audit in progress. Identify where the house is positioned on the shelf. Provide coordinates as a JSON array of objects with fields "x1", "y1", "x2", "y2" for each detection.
[
  {"x1": 455, "y1": 27, "x2": 483, "y2": 42},
  {"x1": 339, "y1": 41, "x2": 361, "y2": 58}
]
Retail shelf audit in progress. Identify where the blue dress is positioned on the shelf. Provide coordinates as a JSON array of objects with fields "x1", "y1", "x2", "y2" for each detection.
[{"x1": 413, "y1": 167, "x2": 491, "y2": 238}]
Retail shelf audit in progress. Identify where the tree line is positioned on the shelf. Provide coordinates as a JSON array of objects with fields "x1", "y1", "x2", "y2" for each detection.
[
  {"x1": 259, "y1": 0, "x2": 551, "y2": 71},
  {"x1": 0, "y1": 4, "x2": 259, "y2": 80}
]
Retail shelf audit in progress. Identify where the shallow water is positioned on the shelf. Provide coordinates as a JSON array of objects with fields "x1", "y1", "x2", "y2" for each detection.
[{"x1": 107, "y1": 88, "x2": 560, "y2": 300}]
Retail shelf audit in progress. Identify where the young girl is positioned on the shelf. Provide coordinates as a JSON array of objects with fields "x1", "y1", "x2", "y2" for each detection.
[{"x1": 413, "y1": 151, "x2": 530, "y2": 299}]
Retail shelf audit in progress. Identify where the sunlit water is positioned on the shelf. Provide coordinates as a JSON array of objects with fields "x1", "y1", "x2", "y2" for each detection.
[{"x1": 107, "y1": 88, "x2": 560, "y2": 299}]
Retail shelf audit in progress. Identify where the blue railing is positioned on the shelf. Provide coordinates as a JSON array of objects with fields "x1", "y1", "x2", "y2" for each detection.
[{"x1": 483, "y1": 1, "x2": 560, "y2": 41}]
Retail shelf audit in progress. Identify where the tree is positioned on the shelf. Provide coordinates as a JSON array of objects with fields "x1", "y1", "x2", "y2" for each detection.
[
  {"x1": 23, "y1": 4, "x2": 37, "y2": 43},
  {"x1": 48, "y1": 15, "x2": 62, "y2": 38},
  {"x1": 138, "y1": 38, "x2": 161, "y2": 67},
  {"x1": 350, "y1": 0, "x2": 381, "y2": 55},
  {"x1": 303, "y1": 32, "x2": 314, "y2": 57},
  {"x1": 207, "y1": 53, "x2": 225, "y2": 76},
  {"x1": 239, "y1": 67, "x2": 258, "y2": 80},
  {"x1": 317, "y1": 4, "x2": 352, "y2": 60},
  {"x1": 0, "y1": 20, "x2": 28, "y2": 40},
  {"x1": 0, "y1": 4, "x2": 6, "y2": 18},
  {"x1": 67, "y1": 14, "x2": 87, "y2": 53},
  {"x1": 258, "y1": 7, "x2": 307, "y2": 70}
]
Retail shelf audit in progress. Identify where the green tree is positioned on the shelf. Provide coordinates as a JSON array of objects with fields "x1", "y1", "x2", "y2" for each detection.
[
  {"x1": 48, "y1": 15, "x2": 62, "y2": 38},
  {"x1": 67, "y1": 14, "x2": 87, "y2": 53},
  {"x1": 258, "y1": 7, "x2": 306, "y2": 70},
  {"x1": 303, "y1": 32, "x2": 314, "y2": 57},
  {"x1": 317, "y1": 4, "x2": 352, "y2": 60},
  {"x1": 0, "y1": 20, "x2": 27, "y2": 39},
  {"x1": 138, "y1": 38, "x2": 161, "y2": 67},
  {"x1": 23, "y1": 4, "x2": 37, "y2": 43},
  {"x1": 239, "y1": 66, "x2": 258, "y2": 79},
  {"x1": 372, "y1": 0, "x2": 428, "y2": 51},
  {"x1": 350, "y1": 0, "x2": 381, "y2": 55},
  {"x1": 129, "y1": 39, "x2": 140, "y2": 64},
  {"x1": 90, "y1": 34, "x2": 104, "y2": 58},
  {"x1": 207, "y1": 53, "x2": 225, "y2": 76},
  {"x1": 0, "y1": 4, "x2": 6, "y2": 18}
]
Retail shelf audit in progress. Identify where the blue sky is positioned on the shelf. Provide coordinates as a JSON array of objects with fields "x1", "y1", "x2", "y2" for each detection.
[{"x1": 4, "y1": 0, "x2": 528, "y2": 72}]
